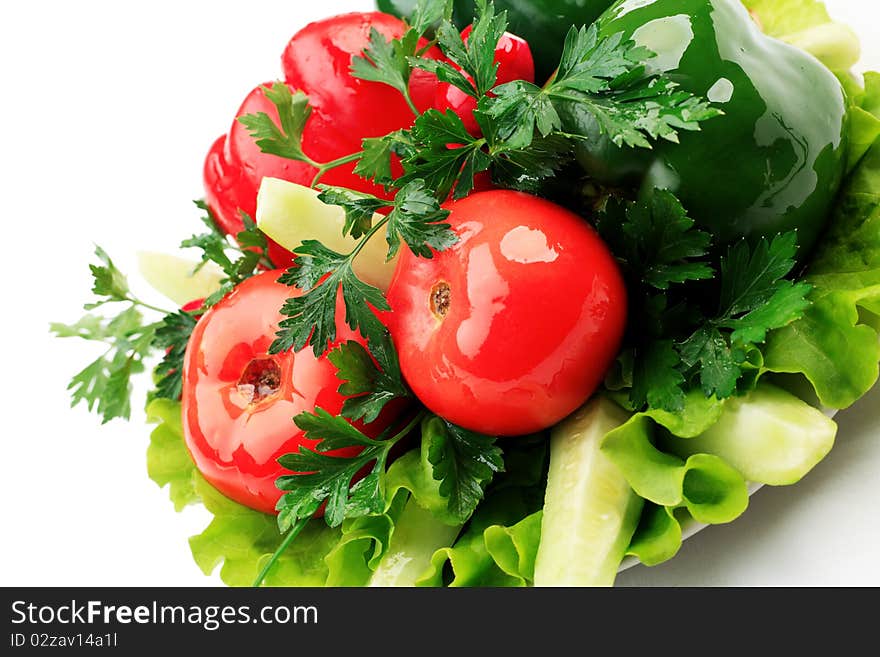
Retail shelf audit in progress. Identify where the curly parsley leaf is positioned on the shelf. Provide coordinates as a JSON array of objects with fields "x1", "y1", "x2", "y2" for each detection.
[
  {"x1": 237, "y1": 83, "x2": 317, "y2": 165},
  {"x1": 423, "y1": 415, "x2": 504, "y2": 523}
]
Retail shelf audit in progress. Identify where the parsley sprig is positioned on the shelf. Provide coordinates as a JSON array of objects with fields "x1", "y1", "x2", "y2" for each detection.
[
  {"x1": 237, "y1": 83, "x2": 364, "y2": 187},
  {"x1": 268, "y1": 180, "x2": 455, "y2": 357},
  {"x1": 596, "y1": 193, "x2": 812, "y2": 412},
  {"x1": 54, "y1": 201, "x2": 276, "y2": 422},
  {"x1": 183, "y1": 201, "x2": 273, "y2": 306},
  {"x1": 484, "y1": 24, "x2": 722, "y2": 152},
  {"x1": 51, "y1": 247, "x2": 181, "y2": 423}
]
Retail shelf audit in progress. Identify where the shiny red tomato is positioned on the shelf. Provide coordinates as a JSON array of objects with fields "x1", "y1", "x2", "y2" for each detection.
[
  {"x1": 204, "y1": 11, "x2": 440, "y2": 267},
  {"x1": 181, "y1": 270, "x2": 381, "y2": 514},
  {"x1": 385, "y1": 190, "x2": 627, "y2": 436},
  {"x1": 434, "y1": 27, "x2": 535, "y2": 136}
]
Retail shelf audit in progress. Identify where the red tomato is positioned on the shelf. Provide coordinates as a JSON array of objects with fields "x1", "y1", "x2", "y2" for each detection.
[
  {"x1": 434, "y1": 27, "x2": 535, "y2": 136},
  {"x1": 204, "y1": 12, "x2": 440, "y2": 267},
  {"x1": 384, "y1": 190, "x2": 627, "y2": 436},
  {"x1": 181, "y1": 270, "x2": 383, "y2": 514}
]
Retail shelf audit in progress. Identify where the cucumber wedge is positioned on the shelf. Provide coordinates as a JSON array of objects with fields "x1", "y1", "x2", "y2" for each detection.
[
  {"x1": 534, "y1": 398, "x2": 642, "y2": 587},
  {"x1": 663, "y1": 382, "x2": 837, "y2": 486},
  {"x1": 256, "y1": 177, "x2": 398, "y2": 291},
  {"x1": 137, "y1": 252, "x2": 224, "y2": 306},
  {"x1": 368, "y1": 499, "x2": 462, "y2": 587}
]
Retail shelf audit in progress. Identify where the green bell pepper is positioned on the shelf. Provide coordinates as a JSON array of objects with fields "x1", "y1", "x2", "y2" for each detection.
[
  {"x1": 375, "y1": 0, "x2": 616, "y2": 83},
  {"x1": 569, "y1": 0, "x2": 848, "y2": 256}
]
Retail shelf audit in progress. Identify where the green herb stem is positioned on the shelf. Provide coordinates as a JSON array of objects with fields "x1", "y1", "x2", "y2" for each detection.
[
  {"x1": 128, "y1": 297, "x2": 174, "y2": 316},
  {"x1": 403, "y1": 90, "x2": 420, "y2": 117},
  {"x1": 310, "y1": 152, "x2": 365, "y2": 188},
  {"x1": 252, "y1": 516, "x2": 310, "y2": 587}
]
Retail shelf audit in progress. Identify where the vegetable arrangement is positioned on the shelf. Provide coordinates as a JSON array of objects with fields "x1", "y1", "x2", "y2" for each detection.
[{"x1": 52, "y1": 0, "x2": 880, "y2": 586}]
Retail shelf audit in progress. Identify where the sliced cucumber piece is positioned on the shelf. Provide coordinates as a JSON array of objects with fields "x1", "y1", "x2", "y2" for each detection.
[
  {"x1": 663, "y1": 382, "x2": 837, "y2": 486},
  {"x1": 137, "y1": 252, "x2": 224, "y2": 306},
  {"x1": 534, "y1": 398, "x2": 642, "y2": 587},
  {"x1": 256, "y1": 177, "x2": 398, "y2": 291},
  {"x1": 368, "y1": 498, "x2": 462, "y2": 587}
]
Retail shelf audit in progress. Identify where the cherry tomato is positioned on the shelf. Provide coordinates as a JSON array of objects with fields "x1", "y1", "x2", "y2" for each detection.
[
  {"x1": 181, "y1": 270, "x2": 384, "y2": 514},
  {"x1": 384, "y1": 190, "x2": 627, "y2": 436},
  {"x1": 204, "y1": 12, "x2": 440, "y2": 267},
  {"x1": 434, "y1": 27, "x2": 535, "y2": 136}
]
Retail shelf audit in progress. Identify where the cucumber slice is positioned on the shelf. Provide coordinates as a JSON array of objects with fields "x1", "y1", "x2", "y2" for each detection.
[
  {"x1": 534, "y1": 398, "x2": 642, "y2": 587},
  {"x1": 137, "y1": 252, "x2": 224, "y2": 306},
  {"x1": 368, "y1": 499, "x2": 461, "y2": 587},
  {"x1": 662, "y1": 383, "x2": 837, "y2": 486},
  {"x1": 256, "y1": 177, "x2": 398, "y2": 291}
]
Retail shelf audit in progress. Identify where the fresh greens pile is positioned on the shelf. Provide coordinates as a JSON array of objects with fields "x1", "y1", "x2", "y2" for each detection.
[{"x1": 56, "y1": 0, "x2": 880, "y2": 586}]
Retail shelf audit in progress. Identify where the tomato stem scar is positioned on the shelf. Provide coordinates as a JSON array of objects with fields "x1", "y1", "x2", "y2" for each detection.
[
  {"x1": 430, "y1": 281, "x2": 451, "y2": 319},
  {"x1": 237, "y1": 357, "x2": 282, "y2": 405}
]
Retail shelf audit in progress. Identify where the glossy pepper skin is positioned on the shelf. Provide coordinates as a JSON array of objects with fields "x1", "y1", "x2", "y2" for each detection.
[
  {"x1": 376, "y1": 0, "x2": 615, "y2": 83},
  {"x1": 571, "y1": 0, "x2": 848, "y2": 256}
]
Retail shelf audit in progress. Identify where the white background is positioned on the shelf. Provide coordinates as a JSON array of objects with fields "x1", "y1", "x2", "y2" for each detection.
[{"x1": 1, "y1": 0, "x2": 877, "y2": 587}]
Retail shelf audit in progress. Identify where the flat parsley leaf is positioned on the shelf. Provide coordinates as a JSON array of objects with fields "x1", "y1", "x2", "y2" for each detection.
[
  {"x1": 316, "y1": 187, "x2": 385, "y2": 240},
  {"x1": 275, "y1": 409, "x2": 422, "y2": 529},
  {"x1": 353, "y1": 131, "x2": 411, "y2": 186},
  {"x1": 434, "y1": 0, "x2": 507, "y2": 97},
  {"x1": 151, "y1": 310, "x2": 198, "y2": 401},
  {"x1": 351, "y1": 27, "x2": 421, "y2": 109},
  {"x1": 237, "y1": 83, "x2": 318, "y2": 165},
  {"x1": 328, "y1": 332, "x2": 410, "y2": 424},
  {"x1": 399, "y1": 109, "x2": 492, "y2": 200},
  {"x1": 183, "y1": 202, "x2": 272, "y2": 307},
  {"x1": 86, "y1": 245, "x2": 130, "y2": 307},
  {"x1": 485, "y1": 23, "x2": 722, "y2": 152},
  {"x1": 385, "y1": 179, "x2": 457, "y2": 258},
  {"x1": 595, "y1": 190, "x2": 714, "y2": 290},
  {"x1": 679, "y1": 232, "x2": 812, "y2": 399},
  {"x1": 270, "y1": 241, "x2": 389, "y2": 356},
  {"x1": 51, "y1": 248, "x2": 163, "y2": 423},
  {"x1": 423, "y1": 415, "x2": 504, "y2": 523}
]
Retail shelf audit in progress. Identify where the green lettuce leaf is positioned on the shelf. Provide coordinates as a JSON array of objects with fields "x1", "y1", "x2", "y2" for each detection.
[
  {"x1": 624, "y1": 504, "x2": 686, "y2": 567},
  {"x1": 146, "y1": 398, "x2": 199, "y2": 511},
  {"x1": 146, "y1": 398, "x2": 344, "y2": 586},
  {"x1": 743, "y1": 0, "x2": 860, "y2": 71},
  {"x1": 842, "y1": 72, "x2": 880, "y2": 173},
  {"x1": 763, "y1": 74, "x2": 880, "y2": 408},
  {"x1": 416, "y1": 437, "x2": 548, "y2": 587}
]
